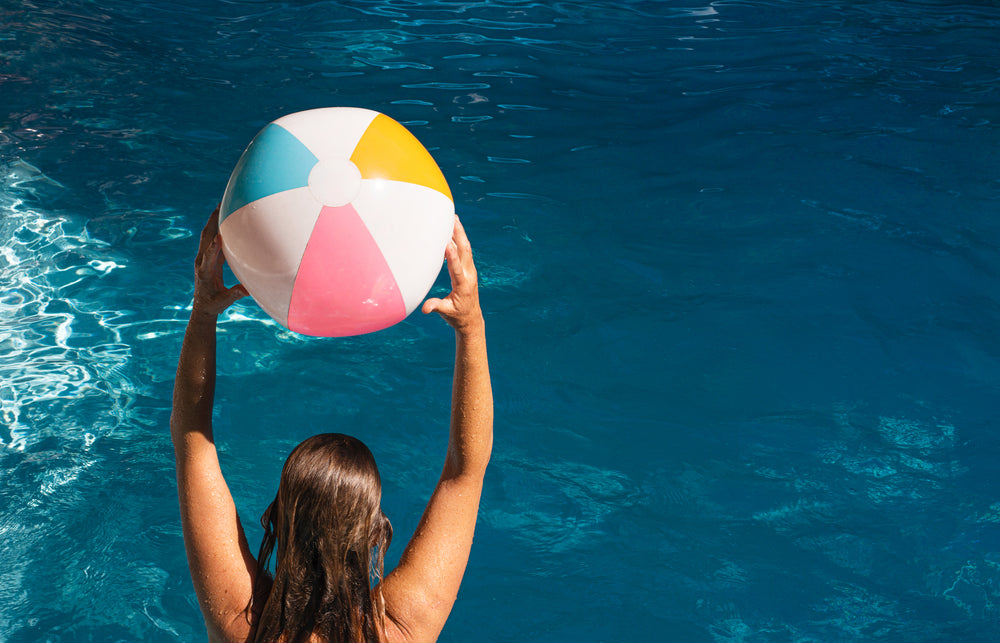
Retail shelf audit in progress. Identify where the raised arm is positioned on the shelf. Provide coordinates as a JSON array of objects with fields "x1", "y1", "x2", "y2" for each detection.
[
  {"x1": 379, "y1": 216, "x2": 494, "y2": 642},
  {"x1": 170, "y1": 207, "x2": 255, "y2": 643}
]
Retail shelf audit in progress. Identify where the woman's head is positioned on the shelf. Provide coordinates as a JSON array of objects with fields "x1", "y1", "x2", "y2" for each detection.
[{"x1": 252, "y1": 433, "x2": 392, "y2": 643}]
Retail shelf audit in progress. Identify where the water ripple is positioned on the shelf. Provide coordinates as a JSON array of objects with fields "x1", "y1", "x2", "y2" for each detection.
[{"x1": 0, "y1": 160, "x2": 135, "y2": 452}]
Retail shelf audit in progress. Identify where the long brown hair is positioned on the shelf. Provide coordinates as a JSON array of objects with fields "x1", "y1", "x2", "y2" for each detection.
[{"x1": 250, "y1": 433, "x2": 393, "y2": 643}]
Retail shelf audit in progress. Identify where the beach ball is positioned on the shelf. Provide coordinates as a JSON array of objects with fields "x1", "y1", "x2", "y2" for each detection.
[{"x1": 218, "y1": 107, "x2": 455, "y2": 337}]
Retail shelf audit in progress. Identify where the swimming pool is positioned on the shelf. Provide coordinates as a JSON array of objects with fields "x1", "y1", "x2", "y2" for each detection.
[{"x1": 2, "y1": 0, "x2": 999, "y2": 640}]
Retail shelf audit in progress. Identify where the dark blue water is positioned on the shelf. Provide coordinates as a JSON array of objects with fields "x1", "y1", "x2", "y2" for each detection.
[{"x1": 2, "y1": 1, "x2": 999, "y2": 640}]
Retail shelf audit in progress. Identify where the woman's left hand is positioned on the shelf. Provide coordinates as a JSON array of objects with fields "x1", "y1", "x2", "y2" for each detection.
[{"x1": 192, "y1": 205, "x2": 248, "y2": 317}]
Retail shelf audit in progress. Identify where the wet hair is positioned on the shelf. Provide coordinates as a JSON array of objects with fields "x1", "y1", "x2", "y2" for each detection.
[{"x1": 250, "y1": 433, "x2": 393, "y2": 643}]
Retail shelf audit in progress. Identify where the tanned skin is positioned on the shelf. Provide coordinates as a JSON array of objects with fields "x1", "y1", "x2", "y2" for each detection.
[{"x1": 171, "y1": 206, "x2": 493, "y2": 643}]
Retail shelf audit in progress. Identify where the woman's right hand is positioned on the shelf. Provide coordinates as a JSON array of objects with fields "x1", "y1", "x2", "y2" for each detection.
[
  {"x1": 421, "y1": 216, "x2": 483, "y2": 333},
  {"x1": 381, "y1": 213, "x2": 493, "y2": 643}
]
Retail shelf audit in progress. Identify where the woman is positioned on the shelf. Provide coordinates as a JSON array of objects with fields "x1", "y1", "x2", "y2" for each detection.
[{"x1": 170, "y1": 206, "x2": 493, "y2": 643}]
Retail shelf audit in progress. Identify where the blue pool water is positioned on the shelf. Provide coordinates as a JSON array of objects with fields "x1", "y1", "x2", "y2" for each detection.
[{"x1": 2, "y1": 1, "x2": 999, "y2": 640}]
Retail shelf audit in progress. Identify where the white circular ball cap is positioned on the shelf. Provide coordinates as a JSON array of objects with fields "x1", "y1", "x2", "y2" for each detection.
[{"x1": 308, "y1": 159, "x2": 363, "y2": 207}]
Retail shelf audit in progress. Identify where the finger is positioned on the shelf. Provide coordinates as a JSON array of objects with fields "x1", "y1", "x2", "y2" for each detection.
[
  {"x1": 453, "y1": 216, "x2": 471, "y2": 250},
  {"x1": 211, "y1": 234, "x2": 227, "y2": 273},
  {"x1": 453, "y1": 217, "x2": 474, "y2": 264},
  {"x1": 200, "y1": 205, "x2": 221, "y2": 248},
  {"x1": 451, "y1": 217, "x2": 477, "y2": 280},
  {"x1": 197, "y1": 233, "x2": 223, "y2": 278},
  {"x1": 445, "y1": 237, "x2": 467, "y2": 275}
]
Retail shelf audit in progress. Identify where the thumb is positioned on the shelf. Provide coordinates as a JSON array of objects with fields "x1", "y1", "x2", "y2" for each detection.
[
  {"x1": 422, "y1": 297, "x2": 442, "y2": 315},
  {"x1": 221, "y1": 284, "x2": 249, "y2": 309}
]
